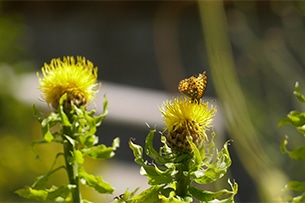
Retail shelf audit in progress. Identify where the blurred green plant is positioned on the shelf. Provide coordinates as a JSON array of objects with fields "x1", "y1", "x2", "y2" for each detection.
[{"x1": 279, "y1": 82, "x2": 305, "y2": 202}]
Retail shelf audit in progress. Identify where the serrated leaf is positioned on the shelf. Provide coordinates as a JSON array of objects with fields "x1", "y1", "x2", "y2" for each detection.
[{"x1": 79, "y1": 167, "x2": 114, "y2": 194}]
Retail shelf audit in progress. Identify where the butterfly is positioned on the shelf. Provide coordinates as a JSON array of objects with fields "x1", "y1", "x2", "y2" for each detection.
[{"x1": 178, "y1": 71, "x2": 208, "y2": 101}]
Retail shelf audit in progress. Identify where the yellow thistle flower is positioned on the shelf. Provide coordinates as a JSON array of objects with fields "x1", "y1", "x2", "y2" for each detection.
[
  {"x1": 160, "y1": 97, "x2": 216, "y2": 152},
  {"x1": 37, "y1": 56, "x2": 99, "y2": 110}
]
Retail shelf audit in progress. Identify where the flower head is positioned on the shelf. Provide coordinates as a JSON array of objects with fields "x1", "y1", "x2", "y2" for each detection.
[
  {"x1": 37, "y1": 56, "x2": 99, "y2": 110},
  {"x1": 160, "y1": 97, "x2": 216, "y2": 152}
]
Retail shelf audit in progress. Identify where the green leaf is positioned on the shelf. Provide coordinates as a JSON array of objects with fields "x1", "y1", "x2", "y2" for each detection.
[
  {"x1": 43, "y1": 131, "x2": 54, "y2": 142},
  {"x1": 73, "y1": 149, "x2": 84, "y2": 164},
  {"x1": 83, "y1": 144, "x2": 115, "y2": 159},
  {"x1": 79, "y1": 167, "x2": 114, "y2": 194},
  {"x1": 281, "y1": 137, "x2": 305, "y2": 160},
  {"x1": 98, "y1": 94, "x2": 108, "y2": 123},
  {"x1": 15, "y1": 185, "x2": 74, "y2": 201},
  {"x1": 58, "y1": 94, "x2": 72, "y2": 127},
  {"x1": 294, "y1": 82, "x2": 305, "y2": 103},
  {"x1": 128, "y1": 185, "x2": 163, "y2": 203},
  {"x1": 130, "y1": 134, "x2": 174, "y2": 185},
  {"x1": 187, "y1": 136, "x2": 203, "y2": 171},
  {"x1": 291, "y1": 194, "x2": 305, "y2": 203},
  {"x1": 284, "y1": 111, "x2": 305, "y2": 127},
  {"x1": 129, "y1": 138, "x2": 146, "y2": 165},
  {"x1": 286, "y1": 181, "x2": 305, "y2": 192},
  {"x1": 111, "y1": 188, "x2": 140, "y2": 202},
  {"x1": 140, "y1": 164, "x2": 174, "y2": 185},
  {"x1": 39, "y1": 112, "x2": 61, "y2": 142},
  {"x1": 189, "y1": 179, "x2": 238, "y2": 202},
  {"x1": 15, "y1": 187, "x2": 48, "y2": 201},
  {"x1": 193, "y1": 141, "x2": 232, "y2": 184},
  {"x1": 46, "y1": 185, "x2": 73, "y2": 200},
  {"x1": 158, "y1": 194, "x2": 192, "y2": 203},
  {"x1": 145, "y1": 129, "x2": 172, "y2": 165},
  {"x1": 288, "y1": 146, "x2": 305, "y2": 160}
]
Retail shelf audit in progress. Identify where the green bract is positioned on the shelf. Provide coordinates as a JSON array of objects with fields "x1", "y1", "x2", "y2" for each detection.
[
  {"x1": 117, "y1": 129, "x2": 237, "y2": 203},
  {"x1": 16, "y1": 94, "x2": 119, "y2": 202}
]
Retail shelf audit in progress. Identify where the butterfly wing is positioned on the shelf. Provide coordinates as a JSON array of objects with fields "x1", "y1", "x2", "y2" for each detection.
[{"x1": 178, "y1": 71, "x2": 208, "y2": 100}]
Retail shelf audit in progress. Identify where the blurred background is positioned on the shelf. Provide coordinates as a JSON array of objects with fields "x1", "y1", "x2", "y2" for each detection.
[{"x1": 1, "y1": 0, "x2": 305, "y2": 202}]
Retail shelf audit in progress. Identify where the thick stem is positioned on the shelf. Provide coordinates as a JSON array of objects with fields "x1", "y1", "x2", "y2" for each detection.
[
  {"x1": 63, "y1": 125, "x2": 81, "y2": 202},
  {"x1": 175, "y1": 158, "x2": 191, "y2": 197}
]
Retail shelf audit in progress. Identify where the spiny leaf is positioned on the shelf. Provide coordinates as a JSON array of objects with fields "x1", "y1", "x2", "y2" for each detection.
[
  {"x1": 82, "y1": 137, "x2": 119, "y2": 159},
  {"x1": 79, "y1": 167, "x2": 114, "y2": 194}
]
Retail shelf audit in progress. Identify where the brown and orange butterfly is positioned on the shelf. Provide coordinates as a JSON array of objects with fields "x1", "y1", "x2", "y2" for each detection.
[{"x1": 178, "y1": 71, "x2": 208, "y2": 101}]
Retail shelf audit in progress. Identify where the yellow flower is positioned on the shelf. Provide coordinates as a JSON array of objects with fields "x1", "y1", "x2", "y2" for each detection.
[
  {"x1": 160, "y1": 97, "x2": 216, "y2": 152},
  {"x1": 37, "y1": 56, "x2": 99, "y2": 110}
]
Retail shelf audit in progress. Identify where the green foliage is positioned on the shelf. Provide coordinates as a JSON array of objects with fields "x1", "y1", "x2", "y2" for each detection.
[
  {"x1": 16, "y1": 95, "x2": 119, "y2": 202},
  {"x1": 280, "y1": 82, "x2": 305, "y2": 202},
  {"x1": 119, "y1": 129, "x2": 237, "y2": 203}
]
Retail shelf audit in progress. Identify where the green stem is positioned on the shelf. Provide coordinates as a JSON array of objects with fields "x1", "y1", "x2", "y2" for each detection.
[
  {"x1": 63, "y1": 125, "x2": 81, "y2": 202},
  {"x1": 175, "y1": 158, "x2": 191, "y2": 197}
]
